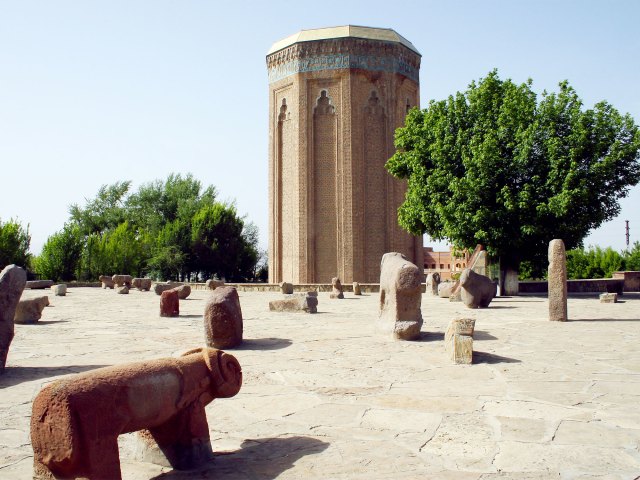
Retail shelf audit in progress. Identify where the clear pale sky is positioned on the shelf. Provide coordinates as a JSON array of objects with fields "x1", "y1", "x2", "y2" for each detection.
[{"x1": 1, "y1": 0, "x2": 638, "y2": 255}]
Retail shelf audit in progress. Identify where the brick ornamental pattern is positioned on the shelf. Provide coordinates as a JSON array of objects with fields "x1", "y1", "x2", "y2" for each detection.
[{"x1": 267, "y1": 27, "x2": 424, "y2": 284}]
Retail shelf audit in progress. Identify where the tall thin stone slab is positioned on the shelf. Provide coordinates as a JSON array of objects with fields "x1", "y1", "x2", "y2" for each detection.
[
  {"x1": 0, "y1": 265, "x2": 27, "y2": 373},
  {"x1": 548, "y1": 239, "x2": 568, "y2": 321}
]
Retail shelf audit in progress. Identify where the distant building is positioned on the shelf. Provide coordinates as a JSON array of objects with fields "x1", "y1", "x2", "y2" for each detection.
[
  {"x1": 266, "y1": 26, "x2": 424, "y2": 284},
  {"x1": 423, "y1": 246, "x2": 470, "y2": 281}
]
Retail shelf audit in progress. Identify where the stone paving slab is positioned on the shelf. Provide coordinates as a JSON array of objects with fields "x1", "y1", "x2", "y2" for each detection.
[{"x1": 0, "y1": 288, "x2": 639, "y2": 479}]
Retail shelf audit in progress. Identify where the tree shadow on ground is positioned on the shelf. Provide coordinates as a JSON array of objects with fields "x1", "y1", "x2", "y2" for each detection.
[
  {"x1": 233, "y1": 338, "x2": 292, "y2": 351},
  {"x1": 486, "y1": 305, "x2": 517, "y2": 309},
  {"x1": 569, "y1": 317, "x2": 640, "y2": 322},
  {"x1": 178, "y1": 315, "x2": 202, "y2": 319},
  {"x1": 473, "y1": 330, "x2": 497, "y2": 341},
  {"x1": 0, "y1": 365, "x2": 108, "y2": 388},
  {"x1": 473, "y1": 351, "x2": 520, "y2": 364},
  {"x1": 151, "y1": 436, "x2": 329, "y2": 480}
]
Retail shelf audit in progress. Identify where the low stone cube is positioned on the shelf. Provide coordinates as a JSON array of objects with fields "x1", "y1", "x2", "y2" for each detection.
[
  {"x1": 52, "y1": 284, "x2": 67, "y2": 296},
  {"x1": 445, "y1": 318, "x2": 475, "y2": 365},
  {"x1": 599, "y1": 293, "x2": 618, "y2": 303}
]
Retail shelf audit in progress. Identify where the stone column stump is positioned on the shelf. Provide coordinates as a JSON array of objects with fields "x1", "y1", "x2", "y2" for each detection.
[
  {"x1": 445, "y1": 318, "x2": 475, "y2": 364},
  {"x1": 160, "y1": 290, "x2": 179, "y2": 317}
]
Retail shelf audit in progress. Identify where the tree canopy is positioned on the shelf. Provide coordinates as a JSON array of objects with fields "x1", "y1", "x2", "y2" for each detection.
[
  {"x1": 386, "y1": 70, "x2": 640, "y2": 276},
  {"x1": 0, "y1": 218, "x2": 31, "y2": 270},
  {"x1": 33, "y1": 173, "x2": 260, "y2": 282}
]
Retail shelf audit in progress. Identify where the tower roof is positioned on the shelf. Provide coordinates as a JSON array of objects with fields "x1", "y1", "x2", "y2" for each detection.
[{"x1": 267, "y1": 25, "x2": 420, "y2": 56}]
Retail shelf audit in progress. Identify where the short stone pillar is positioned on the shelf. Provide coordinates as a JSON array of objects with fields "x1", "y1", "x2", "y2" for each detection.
[
  {"x1": 204, "y1": 286, "x2": 243, "y2": 348},
  {"x1": 548, "y1": 239, "x2": 568, "y2": 321},
  {"x1": 0, "y1": 265, "x2": 26, "y2": 373},
  {"x1": 352, "y1": 282, "x2": 362, "y2": 295},
  {"x1": 600, "y1": 292, "x2": 618, "y2": 303},
  {"x1": 14, "y1": 297, "x2": 49, "y2": 324},
  {"x1": 377, "y1": 252, "x2": 423, "y2": 340},
  {"x1": 31, "y1": 348, "x2": 242, "y2": 479},
  {"x1": 330, "y1": 277, "x2": 344, "y2": 299},
  {"x1": 445, "y1": 318, "x2": 475, "y2": 364},
  {"x1": 425, "y1": 272, "x2": 440, "y2": 296},
  {"x1": 460, "y1": 269, "x2": 496, "y2": 308},
  {"x1": 160, "y1": 290, "x2": 179, "y2": 317},
  {"x1": 51, "y1": 284, "x2": 67, "y2": 296},
  {"x1": 279, "y1": 282, "x2": 294, "y2": 294}
]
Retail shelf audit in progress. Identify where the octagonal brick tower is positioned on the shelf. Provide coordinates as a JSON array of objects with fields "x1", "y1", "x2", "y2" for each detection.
[{"x1": 267, "y1": 25, "x2": 424, "y2": 284}]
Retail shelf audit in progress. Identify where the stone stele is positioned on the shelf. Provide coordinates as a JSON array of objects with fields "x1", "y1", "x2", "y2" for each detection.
[
  {"x1": 0, "y1": 265, "x2": 27, "y2": 373},
  {"x1": 14, "y1": 296, "x2": 49, "y2": 324},
  {"x1": 31, "y1": 347, "x2": 242, "y2": 479},
  {"x1": 377, "y1": 252, "x2": 423, "y2": 340},
  {"x1": 204, "y1": 286, "x2": 243, "y2": 349},
  {"x1": 460, "y1": 268, "x2": 497, "y2": 308},
  {"x1": 548, "y1": 239, "x2": 568, "y2": 321},
  {"x1": 445, "y1": 318, "x2": 475, "y2": 364},
  {"x1": 352, "y1": 282, "x2": 362, "y2": 295}
]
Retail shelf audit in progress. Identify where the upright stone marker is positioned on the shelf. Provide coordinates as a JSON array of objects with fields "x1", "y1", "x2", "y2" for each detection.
[
  {"x1": 0, "y1": 265, "x2": 27, "y2": 373},
  {"x1": 425, "y1": 272, "x2": 440, "y2": 296},
  {"x1": 378, "y1": 252, "x2": 423, "y2": 340},
  {"x1": 204, "y1": 286, "x2": 243, "y2": 348},
  {"x1": 548, "y1": 239, "x2": 568, "y2": 321}
]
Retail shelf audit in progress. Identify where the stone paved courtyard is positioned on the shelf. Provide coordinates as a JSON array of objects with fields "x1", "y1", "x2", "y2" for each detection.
[{"x1": 1, "y1": 287, "x2": 639, "y2": 479}]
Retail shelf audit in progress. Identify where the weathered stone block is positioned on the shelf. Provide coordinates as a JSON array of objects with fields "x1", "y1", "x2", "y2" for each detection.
[
  {"x1": 378, "y1": 252, "x2": 423, "y2": 340},
  {"x1": 205, "y1": 279, "x2": 224, "y2": 290},
  {"x1": 31, "y1": 348, "x2": 242, "y2": 479},
  {"x1": 438, "y1": 281, "x2": 455, "y2": 298},
  {"x1": 445, "y1": 318, "x2": 475, "y2": 364},
  {"x1": 51, "y1": 284, "x2": 67, "y2": 296},
  {"x1": 599, "y1": 292, "x2": 618, "y2": 303},
  {"x1": 154, "y1": 283, "x2": 179, "y2": 295},
  {"x1": 204, "y1": 287, "x2": 243, "y2": 349},
  {"x1": 132, "y1": 278, "x2": 152, "y2": 291},
  {"x1": 14, "y1": 296, "x2": 48, "y2": 324},
  {"x1": 116, "y1": 285, "x2": 129, "y2": 294},
  {"x1": 353, "y1": 282, "x2": 362, "y2": 295},
  {"x1": 460, "y1": 268, "x2": 496, "y2": 308},
  {"x1": 25, "y1": 280, "x2": 53, "y2": 290},
  {"x1": 160, "y1": 290, "x2": 179, "y2": 317},
  {"x1": 425, "y1": 272, "x2": 440, "y2": 296},
  {"x1": 99, "y1": 275, "x2": 115, "y2": 289},
  {"x1": 269, "y1": 295, "x2": 318, "y2": 313},
  {"x1": 172, "y1": 285, "x2": 191, "y2": 299},
  {"x1": 112, "y1": 274, "x2": 132, "y2": 288},
  {"x1": 0, "y1": 265, "x2": 26, "y2": 373},
  {"x1": 279, "y1": 282, "x2": 294, "y2": 294}
]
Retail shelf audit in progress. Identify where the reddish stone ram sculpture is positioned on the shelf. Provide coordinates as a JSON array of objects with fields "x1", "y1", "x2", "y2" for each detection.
[{"x1": 31, "y1": 347, "x2": 242, "y2": 480}]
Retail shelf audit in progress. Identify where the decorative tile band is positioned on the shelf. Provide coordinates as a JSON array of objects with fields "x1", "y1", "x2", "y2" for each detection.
[{"x1": 268, "y1": 53, "x2": 419, "y2": 83}]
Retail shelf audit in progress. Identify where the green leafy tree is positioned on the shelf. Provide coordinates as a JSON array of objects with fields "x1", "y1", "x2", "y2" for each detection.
[
  {"x1": 33, "y1": 224, "x2": 84, "y2": 281},
  {"x1": 0, "y1": 218, "x2": 31, "y2": 269},
  {"x1": 191, "y1": 203, "x2": 259, "y2": 281},
  {"x1": 623, "y1": 242, "x2": 640, "y2": 271},
  {"x1": 566, "y1": 246, "x2": 624, "y2": 279},
  {"x1": 69, "y1": 181, "x2": 131, "y2": 235},
  {"x1": 386, "y1": 70, "x2": 640, "y2": 293}
]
